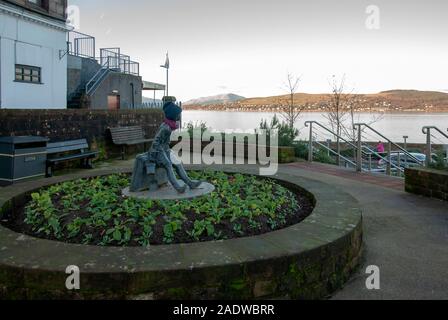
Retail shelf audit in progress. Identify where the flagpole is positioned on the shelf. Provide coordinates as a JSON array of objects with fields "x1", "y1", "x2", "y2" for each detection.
[{"x1": 166, "y1": 67, "x2": 169, "y2": 96}]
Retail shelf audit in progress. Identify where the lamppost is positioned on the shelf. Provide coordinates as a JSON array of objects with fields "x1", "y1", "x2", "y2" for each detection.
[
  {"x1": 403, "y1": 135, "x2": 409, "y2": 168},
  {"x1": 160, "y1": 52, "x2": 170, "y2": 96},
  {"x1": 326, "y1": 139, "x2": 332, "y2": 157}
]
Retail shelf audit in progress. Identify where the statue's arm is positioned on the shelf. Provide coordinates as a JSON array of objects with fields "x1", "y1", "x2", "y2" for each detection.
[{"x1": 148, "y1": 124, "x2": 172, "y2": 163}]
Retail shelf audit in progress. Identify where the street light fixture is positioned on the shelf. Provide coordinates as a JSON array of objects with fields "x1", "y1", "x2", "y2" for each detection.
[{"x1": 160, "y1": 52, "x2": 170, "y2": 97}]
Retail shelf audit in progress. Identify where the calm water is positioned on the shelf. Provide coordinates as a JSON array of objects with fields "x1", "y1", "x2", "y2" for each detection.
[{"x1": 183, "y1": 111, "x2": 448, "y2": 144}]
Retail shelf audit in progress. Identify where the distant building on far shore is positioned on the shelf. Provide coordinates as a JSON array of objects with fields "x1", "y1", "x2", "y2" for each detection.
[{"x1": 0, "y1": 0, "x2": 70, "y2": 109}]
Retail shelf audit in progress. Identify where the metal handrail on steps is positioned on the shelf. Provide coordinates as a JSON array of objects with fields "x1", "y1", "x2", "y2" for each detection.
[
  {"x1": 85, "y1": 57, "x2": 111, "y2": 95},
  {"x1": 304, "y1": 121, "x2": 425, "y2": 177},
  {"x1": 305, "y1": 121, "x2": 359, "y2": 164},
  {"x1": 422, "y1": 126, "x2": 448, "y2": 166},
  {"x1": 305, "y1": 121, "x2": 374, "y2": 171},
  {"x1": 354, "y1": 123, "x2": 425, "y2": 175}
]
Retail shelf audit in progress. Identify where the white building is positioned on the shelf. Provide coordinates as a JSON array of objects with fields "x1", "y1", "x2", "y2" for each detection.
[{"x1": 0, "y1": 0, "x2": 69, "y2": 109}]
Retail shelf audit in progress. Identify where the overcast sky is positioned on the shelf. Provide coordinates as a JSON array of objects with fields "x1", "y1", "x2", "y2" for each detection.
[{"x1": 69, "y1": 0, "x2": 448, "y2": 101}]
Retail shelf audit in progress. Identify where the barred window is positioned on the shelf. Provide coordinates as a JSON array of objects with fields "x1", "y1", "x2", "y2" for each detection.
[
  {"x1": 28, "y1": 0, "x2": 43, "y2": 8},
  {"x1": 15, "y1": 65, "x2": 42, "y2": 84},
  {"x1": 28, "y1": 0, "x2": 47, "y2": 9}
]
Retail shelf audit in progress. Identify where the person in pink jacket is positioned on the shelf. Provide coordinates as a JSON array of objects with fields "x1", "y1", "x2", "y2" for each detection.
[{"x1": 377, "y1": 141, "x2": 385, "y2": 154}]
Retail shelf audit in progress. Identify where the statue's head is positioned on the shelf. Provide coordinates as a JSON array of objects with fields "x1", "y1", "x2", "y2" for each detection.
[
  {"x1": 163, "y1": 96, "x2": 182, "y2": 121},
  {"x1": 162, "y1": 96, "x2": 177, "y2": 103}
]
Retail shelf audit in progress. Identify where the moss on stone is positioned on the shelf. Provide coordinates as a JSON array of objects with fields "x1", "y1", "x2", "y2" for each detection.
[{"x1": 0, "y1": 168, "x2": 363, "y2": 300}]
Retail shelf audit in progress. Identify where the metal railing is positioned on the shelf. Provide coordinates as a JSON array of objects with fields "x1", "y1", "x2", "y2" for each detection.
[
  {"x1": 100, "y1": 48, "x2": 140, "y2": 76},
  {"x1": 354, "y1": 123, "x2": 425, "y2": 175},
  {"x1": 85, "y1": 52, "x2": 140, "y2": 96},
  {"x1": 100, "y1": 48, "x2": 121, "y2": 68},
  {"x1": 305, "y1": 121, "x2": 358, "y2": 164},
  {"x1": 67, "y1": 31, "x2": 95, "y2": 59},
  {"x1": 314, "y1": 140, "x2": 358, "y2": 168},
  {"x1": 67, "y1": 34, "x2": 140, "y2": 76},
  {"x1": 122, "y1": 102, "x2": 165, "y2": 110},
  {"x1": 85, "y1": 58, "x2": 111, "y2": 95},
  {"x1": 304, "y1": 121, "x2": 428, "y2": 177},
  {"x1": 359, "y1": 144, "x2": 411, "y2": 175},
  {"x1": 422, "y1": 126, "x2": 448, "y2": 166},
  {"x1": 128, "y1": 61, "x2": 140, "y2": 76},
  {"x1": 306, "y1": 121, "x2": 411, "y2": 174}
]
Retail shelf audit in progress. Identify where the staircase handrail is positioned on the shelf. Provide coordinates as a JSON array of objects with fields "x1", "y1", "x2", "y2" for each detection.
[
  {"x1": 422, "y1": 126, "x2": 448, "y2": 166},
  {"x1": 314, "y1": 140, "x2": 359, "y2": 169},
  {"x1": 305, "y1": 121, "x2": 358, "y2": 150},
  {"x1": 422, "y1": 126, "x2": 448, "y2": 139},
  {"x1": 354, "y1": 123, "x2": 424, "y2": 166},
  {"x1": 86, "y1": 57, "x2": 110, "y2": 95}
]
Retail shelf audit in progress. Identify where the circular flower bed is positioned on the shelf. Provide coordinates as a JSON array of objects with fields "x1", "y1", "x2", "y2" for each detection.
[{"x1": 2, "y1": 171, "x2": 314, "y2": 247}]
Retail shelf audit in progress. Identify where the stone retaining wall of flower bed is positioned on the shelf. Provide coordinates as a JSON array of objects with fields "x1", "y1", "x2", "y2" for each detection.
[{"x1": 0, "y1": 167, "x2": 363, "y2": 300}]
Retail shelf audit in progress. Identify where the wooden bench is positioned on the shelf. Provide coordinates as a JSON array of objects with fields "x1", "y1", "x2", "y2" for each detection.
[
  {"x1": 110, "y1": 126, "x2": 153, "y2": 160},
  {"x1": 46, "y1": 139, "x2": 99, "y2": 177}
]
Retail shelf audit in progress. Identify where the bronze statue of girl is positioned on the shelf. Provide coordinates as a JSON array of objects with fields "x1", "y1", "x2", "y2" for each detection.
[{"x1": 130, "y1": 96, "x2": 201, "y2": 193}]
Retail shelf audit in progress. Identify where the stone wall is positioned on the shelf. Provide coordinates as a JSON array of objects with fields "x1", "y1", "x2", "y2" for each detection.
[
  {"x1": 405, "y1": 168, "x2": 448, "y2": 201},
  {"x1": 0, "y1": 169, "x2": 363, "y2": 300},
  {"x1": 0, "y1": 109, "x2": 164, "y2": 159}
]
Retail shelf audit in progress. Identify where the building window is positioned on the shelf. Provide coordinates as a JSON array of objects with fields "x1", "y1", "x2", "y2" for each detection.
[
  {"x1": 15, "y1": 65, "x2": 42, "y2": 84},
  {"x1": 27, "y1": 0, "x2": 50, "y2": 11},
  {"x1": 28, "y1": 0, "x2": 43, "y2": 7}
]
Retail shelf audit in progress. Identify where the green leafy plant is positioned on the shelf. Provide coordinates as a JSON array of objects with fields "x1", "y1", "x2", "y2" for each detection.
[
  {"x1": 258, "y1": 115, "x2": 299, "y2": 147},
  {"x1": 430, "y1": 150, "x2": 448, "y2": 171},
  {"x1": 20, "y1": 172, "x2": 309, "y2": 247},
  {"x1": 186, "y1": 121, "x2": 208, "y2": 138}
]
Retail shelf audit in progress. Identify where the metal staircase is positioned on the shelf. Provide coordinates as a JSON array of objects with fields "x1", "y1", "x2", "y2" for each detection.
[
  {"x1": 67, "y1": 59, "x2": 111, "y2": 109},
  {"x1": 85, "y1": 58, "x2": 111, "y2": 96},
  {"x1": 305, "y1": 121, "x2": 428, "y2": 177},
  {"x1": 66, "y1": 31, "x2": 141, "y2": 109}
]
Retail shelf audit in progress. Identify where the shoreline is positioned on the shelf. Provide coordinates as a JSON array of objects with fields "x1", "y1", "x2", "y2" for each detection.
[{"x1": 183, "y1": 109, "x2": 448, "y2": 114}]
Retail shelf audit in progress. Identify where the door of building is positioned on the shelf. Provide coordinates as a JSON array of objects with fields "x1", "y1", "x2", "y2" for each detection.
[{"x1": 108, "y1": 95, "x2": 120, "y2": 110}]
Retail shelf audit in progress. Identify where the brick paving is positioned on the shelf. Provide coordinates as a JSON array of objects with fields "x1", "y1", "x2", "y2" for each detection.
[{"x1": 287, "y1": 161, "x2": 404, "y2": 191}]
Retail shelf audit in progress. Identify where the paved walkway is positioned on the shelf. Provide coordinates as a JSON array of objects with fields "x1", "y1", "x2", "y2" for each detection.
[
  {"x1": 288, "y1": 161, "x2": 405, "y2": 191},
  {"x1": 24, "y1": 159, "x2": 448, "y2": 299},
  {"x1": 279, "y1": 163, "x2": 448, "y2": 300}
]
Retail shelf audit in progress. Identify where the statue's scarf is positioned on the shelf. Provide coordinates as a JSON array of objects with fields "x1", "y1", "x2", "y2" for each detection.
[{"x1": 164, "y1": 118, "x2": 178, "y2": 130}]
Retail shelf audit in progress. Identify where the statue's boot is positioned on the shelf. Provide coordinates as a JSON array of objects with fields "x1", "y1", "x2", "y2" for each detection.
[
  {"x1": 174, "y1": 164, "x2": 202, "y2": 189},
  {"x1": 165, "y1": 164, "x2": 187, "y2": 193}
]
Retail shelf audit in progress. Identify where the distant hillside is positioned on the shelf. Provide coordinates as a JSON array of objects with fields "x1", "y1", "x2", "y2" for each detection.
[
  {"x1": 185, "y1": 93, "x2": 246, "y2": 106},
  {"x1": 185, "y1": 90, "x2": 448, "y2": 112}
]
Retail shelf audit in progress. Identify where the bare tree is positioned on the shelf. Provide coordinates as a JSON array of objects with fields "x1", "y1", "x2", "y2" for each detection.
[
  {"x1": 342, "y1": 96, "x2": 384, "y2": 142},
  {"x1": 279, "y1": 73, "x2": 306, "y2": 129},
  {"x1": 322, "y1": 75, "x2": 353, "y2": 141},
  {"x1": 323, "y1": 75, "x2": 385, "y2": 140},
  {"x1": 322, "y1": 75, "x2": 384, "y2": 164}
]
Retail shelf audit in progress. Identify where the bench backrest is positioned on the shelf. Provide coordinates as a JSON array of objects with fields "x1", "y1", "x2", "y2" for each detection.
[
  {"x1": 47, "y1": 139, "x2": 90, "y2": 155},
  {"x1": 110, "y1": 126, "x2": 146, "y2": 144}
]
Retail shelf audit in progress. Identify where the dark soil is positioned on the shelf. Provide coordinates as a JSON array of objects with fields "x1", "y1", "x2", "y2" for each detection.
[{"x1": 1, "y1": 175, "x2": 315, "y2": 247}]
